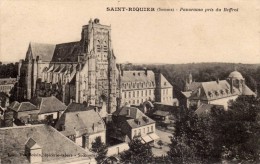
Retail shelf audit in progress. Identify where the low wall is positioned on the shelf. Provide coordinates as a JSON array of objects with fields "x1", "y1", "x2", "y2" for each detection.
[{"x1": 107, "y1": 142, "x2": 129, "y2": 156}]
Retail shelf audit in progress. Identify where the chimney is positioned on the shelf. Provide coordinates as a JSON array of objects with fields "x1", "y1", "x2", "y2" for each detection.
[
  {"x1": 217, "y1": 78, "x2": 219, "y2": 84},
  {"x1": 25, "y1": 138, "x2": 42, "y2": 164},
  {"x1": 144, "y1": 68, "x2": 148, "y2": 76},
  {"x1": 93, "y1": 123, "x2": 98, "y2": 132},
  {"x1": 197, "y1": 88, "x2": 201, "y2": 97}
]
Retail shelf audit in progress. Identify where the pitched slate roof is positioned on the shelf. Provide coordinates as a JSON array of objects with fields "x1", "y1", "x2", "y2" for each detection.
[
  {"x1": 52, "y1": 41, "x2": 82, "y2": 62},
  {"x1": 155, "y1": 73, "x2": 172, "y2": 88},
  {"x1": 0, "y1": 78, "x2": 17, "y2": 85},
  {"x1": 8, "y1": 101, "x2": 38, "y2": 113},
  {"x1": 242, "y1": 85, "x2": 256, "y2": 96},
  {"x1": 8, "y1": 101, "x2": 20, "y2": 110},
  {"x1": 189, "y1": 80, "x2": 240, "y2": 101},
  {"x1": 64, "y1": 102, "x2": 96, "y2": 113},
  {"x1": 16, "y1": 102, "x2": 37, "y2": 112},
  {"x1": 27, "y1": 41, "x2": 82, "y2": 62},
  {"x1": 153, "y1": 110, "x2": 169, "y2": 117},
  {"x1": 0, "y1": 125, "x2": 94, "y2": 164},
  {"x1": 55, "y1": 109, "x2": 106, "y2": 137},
  {"x1": 195, "y1": 104, "x2": 224, "y2": 116},
  {"x1": 185, "y1": 82, "x2": 202, "y2": 91},
  {"x1": 121, "y1": 70, "x2": 155, "y2": 83},
  {"x1": 114, "y1": 106, "x2": 155, "y2": 128},
  {"x1": 29, "y1": 42, "x2": 56, "y2": 61},
  {"x1": 30, "y1": 96, "x2": 67, "y2": 114}
]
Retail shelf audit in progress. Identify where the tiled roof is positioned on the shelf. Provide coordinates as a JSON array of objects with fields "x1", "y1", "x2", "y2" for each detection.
[
  {"x1": 155, "y1": 73, "x2": 172, "y2": 88},
  {"x1": 55, "y1": 109, "x2": 106, "y2": 136},
  {"x1": 186, "y1": 82, "x2": 202, "y2": 91},
  {"x1": 64, "y1": 102, "x2": 96, "y2": 113},
  {"x1": 181, "y1": 91, "x2": 192, "y2": 98},
  {"x1": 195, "y1": 104, "x2": 224, "y2": 116},
  {"x1": 52, "y1": 41, "x2": 81, "y2": 62},
  {"x1": 0, "y1": 125, "x2": 94, "y2": 164},
  {"x1": 0, "y1": 78, "x2": 17, "y2": 85},
  {"x1": 114, "y1": 106, "x2": 155, "y2": 128},
  {"x1": 121, "y1": 70, "x2": 155, "y2": 83},
  {"x1": 153, "y1": 110, "x2": 169, "y2": 117},
  {"x1": 29, "y1": 42, "x2": 56, "y2": 61},
  {"x1": 30, "y1": 96, "x2": 67, "y2": 114},
  {"x1": 8, "y1": 102, "x2": 38, "y2": 113},
  {"x1": 242, "y1": 85, "x2": 256, "y2": 96},
  {"x1": 189, "y1": 80, "x2": 240, "y2": 101},
  {"x1": 15, "y1": 102, "x2": 37, "y2": 112}
]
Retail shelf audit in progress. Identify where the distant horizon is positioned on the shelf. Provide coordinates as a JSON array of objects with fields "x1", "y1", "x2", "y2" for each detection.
[
  {"x1": 1, "y1": 0, "x2": 259, "y2": 64},
  {"x1": 1, "y1": 60, "x2": 260, "y2": 66}
]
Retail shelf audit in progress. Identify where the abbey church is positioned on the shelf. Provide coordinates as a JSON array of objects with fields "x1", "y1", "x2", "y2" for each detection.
[{"x1": 17, "y1": 19, "x2": 173, "y2": 115}]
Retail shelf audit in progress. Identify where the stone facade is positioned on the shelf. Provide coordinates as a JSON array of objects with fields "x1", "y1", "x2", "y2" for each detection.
[
  {"x1": 18, "y1": 18, "x2": 118, "y2": 115},
  {"x1": 17, "y1": 18, "x2": 174, "y2": 116}
]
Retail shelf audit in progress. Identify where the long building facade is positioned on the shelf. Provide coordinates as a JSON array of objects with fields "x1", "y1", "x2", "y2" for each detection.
[{"x1": 17, "y1": 18, "x2": 173, "y2": 115}]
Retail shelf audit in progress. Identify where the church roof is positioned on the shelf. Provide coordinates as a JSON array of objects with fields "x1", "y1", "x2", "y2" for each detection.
[
  {"x1": 228, "y1": 71, "x2": 244, "y2": 79},
  {"x1": 29, "y1": 42, "x2": 56, "y2": 61},
  {"x1": 52, "y1": 41, "x2": 82, "y2": 62},
  {"x1": 27, "y1": 41, "x2": 82, "y2": 62}
]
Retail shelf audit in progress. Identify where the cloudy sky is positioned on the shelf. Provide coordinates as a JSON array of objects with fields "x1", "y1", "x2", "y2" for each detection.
[{"x1": 0, "y1": 0, "x2": 259, "y2": 64}]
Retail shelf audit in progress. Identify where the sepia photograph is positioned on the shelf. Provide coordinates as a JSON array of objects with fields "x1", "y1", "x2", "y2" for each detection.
[{"x1": 0, "y1": 0, "x2": 259, "y2": 163}]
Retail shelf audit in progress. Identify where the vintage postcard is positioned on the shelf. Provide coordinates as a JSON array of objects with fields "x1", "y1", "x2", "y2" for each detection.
[{"x1": 0, "y1": 0, "x2": 259, "y2": 163}]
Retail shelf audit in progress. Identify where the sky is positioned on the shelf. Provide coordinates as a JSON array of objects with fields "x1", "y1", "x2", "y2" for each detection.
[{"x1": 0, "y1": 0, "x2": 259, "y2": 64}]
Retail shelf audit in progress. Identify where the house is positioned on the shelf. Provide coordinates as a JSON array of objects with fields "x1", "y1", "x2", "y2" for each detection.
[
  {"x1": 30, "y1": 96, "x2": 67, "y2": 120},
  {"x1": 182, "y1": 71, "x2": 256, "y2": 109},
  {"x1": 8, "y1": 101, "x2": 39, "y2": 124},
  {"x1": 112, "y1": 106, "x2": 159, "y2": 144},
  {"x1": 120, "y1": 70, "x2": 173, "y2": 106},
  {"x1": 4, "y1": 96, "x2": 66, "y2": 126},
  {"x1": 152, "y1": 110, "x2": 174, "y2": 124},
  {"x1": 0, "y1": 124, "x2": 96, "y2": 163},
  {"x1": 55, "y1": 107, "x2": 106, "y2": 149}
]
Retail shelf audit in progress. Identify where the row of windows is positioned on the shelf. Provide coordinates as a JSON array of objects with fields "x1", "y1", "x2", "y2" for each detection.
[
  {"x1": 134, "y1": 126, "x2": 154, "y2": 136},
  {"x1": 122, "y1": 81, "x2": 155, "y2": 90},
  {"x1": 0, "y1": 85, "x2": 13, "y2": 91},
  {"x1": 125, "y1": 97, "x2": 153, "y2": 105},
  {"x1": 124, "y1": 89, "x2": 154, "y2": 99},
  {"x1": 162, "y1": 89, "x2": 171, "y2": 95},
  {"x1": 162, "y1": 97, "x2": 172, "y2": 101}
]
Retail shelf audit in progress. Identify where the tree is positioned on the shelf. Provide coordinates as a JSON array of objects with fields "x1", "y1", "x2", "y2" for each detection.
[
  {"x1": 91, "y1": 136, "x2": 108, "y2": 164},
  {"x1": 168, "y1": 107, "x2": 201, "y2": 163},
  {"x1": 210, "y1": 96, "x2": 260, "y2": 163},
  {"x1": 120, "y1": 138, "x2": 153, "y2": 163},
  {"x1": 168, "y1": 107, "x2": 221, "y2": 164}
]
